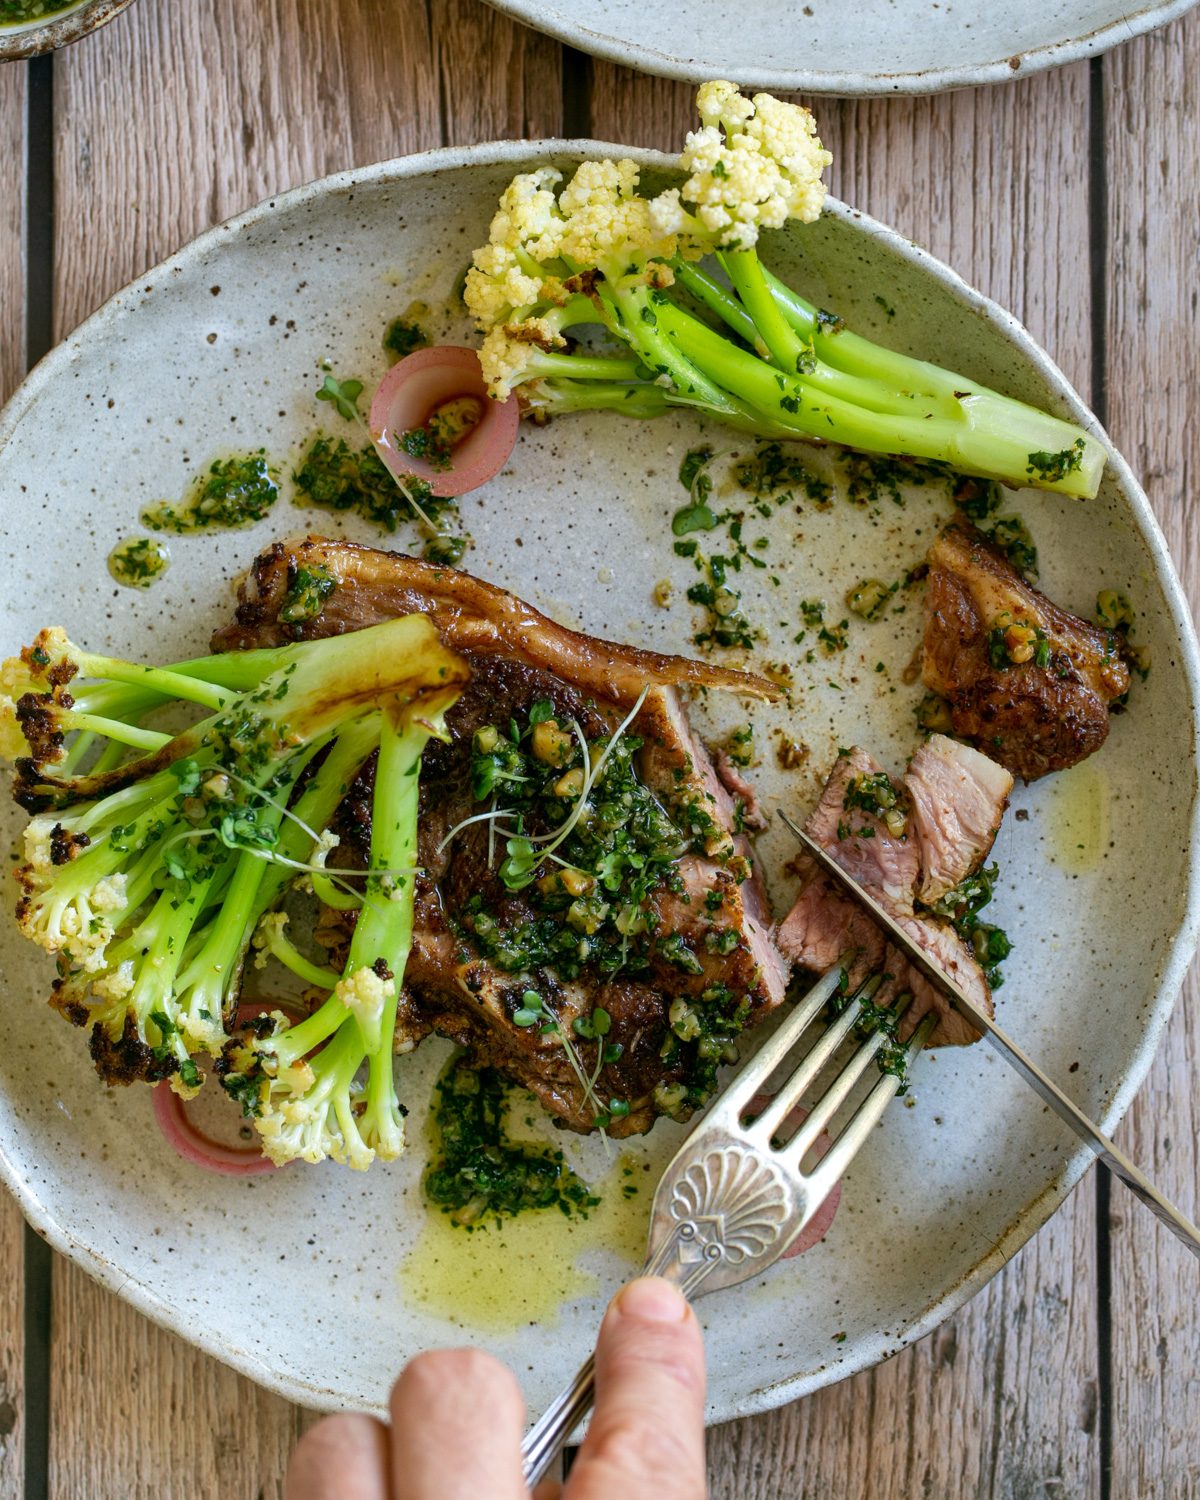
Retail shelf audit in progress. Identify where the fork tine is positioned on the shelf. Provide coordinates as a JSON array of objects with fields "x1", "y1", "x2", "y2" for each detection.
[
  {"x1": 750, "y1": 974, "x2": 885, "y2": 1143},
  {"x1": 704, "y1": 963, "x2": 844, "y2": 1128},
  {"x1": 795, "y1": 1009, "x2": 937, "y2": 1205},
  {"x1": 786, "y1": 989, "x2": 914, "y2": 1160}
]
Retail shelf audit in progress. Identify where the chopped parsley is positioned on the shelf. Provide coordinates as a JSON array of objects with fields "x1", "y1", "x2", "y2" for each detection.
[
  {"x1": 279, "y1": 564, "x2": 337, "y2": 626},
  {"x1": 383, "y1": 315, "x2": 429, "y2": 363},
  {"x1": 925, "y1": 864, "x2": 1012, "y2": 989},
  {"x1": 107, "y1": 536, "x2": 170, "y2": 589},
  {"x1": 293, "y1": 434, "x2": 452, "y2": 534},
  {"x1": 424, "y1": 1056, "x2": 599, "y2": 1226},
  {"x1": 1026, "y1": 438, "x2": 1085, "y2": 483},
  {"x1": 141, "y1": 453, "x2": 279, "y2": 533}
]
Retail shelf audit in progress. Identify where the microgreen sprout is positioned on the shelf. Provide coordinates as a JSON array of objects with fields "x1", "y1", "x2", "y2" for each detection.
[{"x1": 513, "y1": 989, "x2": 622, "y2": 1138}]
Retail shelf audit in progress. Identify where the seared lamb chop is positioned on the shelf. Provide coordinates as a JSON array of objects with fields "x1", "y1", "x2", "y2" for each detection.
[
  {"x1": 777, "y1": 740, "x2": 1011, "y2": 1047},
  {"x1": 923, "y1": 522, "x2": 1129, "y2": 781},
  {"x1": 218, "y1": 538, "x2": 786, "y2": 1136}
]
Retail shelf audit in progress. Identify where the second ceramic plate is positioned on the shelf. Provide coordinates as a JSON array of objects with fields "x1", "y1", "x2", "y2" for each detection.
[{"x1": 484, "y1": 0, "x2": 1198, "y2": 93}]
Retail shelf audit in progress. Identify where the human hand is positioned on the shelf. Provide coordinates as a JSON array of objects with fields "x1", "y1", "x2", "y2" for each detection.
[{"x1": 285, "y1": 1275, "x2": 708, "y2": 1499}]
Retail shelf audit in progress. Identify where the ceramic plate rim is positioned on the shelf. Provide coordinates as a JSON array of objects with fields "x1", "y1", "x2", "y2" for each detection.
[
  {"x1": 479, "y1": 0, "x2": 1198, "y2": 93},
  {"x1": 1, "y1": 139, "x2": 1198, "y2": 1418}
]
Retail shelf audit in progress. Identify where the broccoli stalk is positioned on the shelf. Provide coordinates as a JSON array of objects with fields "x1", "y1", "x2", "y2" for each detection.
[
  {"x1": 464, "y1": 82, "x2": 1104, "y2": 500},
  {"x1": 3, "y1": 617, "x2": 468, "y2": 1110},
  {"x1": 245, "y1": 696, "x2": 448, "y2": 1170}
]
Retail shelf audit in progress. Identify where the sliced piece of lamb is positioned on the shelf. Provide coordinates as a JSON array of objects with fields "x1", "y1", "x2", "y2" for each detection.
[
  {"x1": 213, "y1": 534, "x2": 778, "y2": 707},
  {"x1": 804, "y1": 746, "x2": 919, "y2": 913},
  {"x1": 776, "y1": 745, "x2": 994, "y2": 1046},
  {"x1": 905, "y1": 733, "x2": 1014, "y2": 904}
]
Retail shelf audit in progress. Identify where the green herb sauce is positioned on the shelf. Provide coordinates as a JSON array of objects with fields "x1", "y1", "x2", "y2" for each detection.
[
  {"x1": 0, "y1": 0, "x2": 78, "y2": 23},
  {"x1": 424, "y1": 1057, "x2": 599, "y2": 1227},
  {"x1": 107, "y1": 536, "x2": 170, "y2": 589},
  {"x1": 398, "y1": 396, "x2": 483, "y2": 473},
  {"x1": 451, "y1": 700, "x2": 754, "y2": 1115},
  {"x1": 924, "y1": 863, "x2": 1012, "y2": 990},
  {"x1": 141, "y1": 453, "x2": 279, "y2": 533},
  {"x1": 293, "y1": 433, "x2": 454, "y2": 539},
  {"x1": 279, "y1": 564, "x2": 337, "y2": 625},
  {"x1": 457, "y1": 700, "x2": 706, "y2": 981},
  {"x1": 384, "y1": 312, "x2": 430, "y2": 364}
]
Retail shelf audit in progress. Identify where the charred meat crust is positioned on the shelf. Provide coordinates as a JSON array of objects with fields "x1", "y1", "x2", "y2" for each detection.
[
  {"x1": 212, "y1": 536, "x2": 780, "y2": 705},
  {"x1": 322, "y1": 655, "x2": 786, "y2": 1136},
  {"x1": 922, "y1": 523, "x2": 1130, "y2": 781}
]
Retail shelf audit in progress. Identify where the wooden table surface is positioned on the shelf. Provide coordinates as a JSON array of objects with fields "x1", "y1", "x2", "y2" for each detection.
[{"x1": 0, "y1": 3, "x2": 1197, "y2": 1495}]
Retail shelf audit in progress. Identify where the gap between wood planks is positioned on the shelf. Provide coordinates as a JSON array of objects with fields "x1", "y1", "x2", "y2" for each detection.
[
  {"x1": 22, "y1": 50, "x2": 54, "y2": 1500},
  {"x1": 1087, "y1": 55, "x2": 1115, "y2": 1500}
]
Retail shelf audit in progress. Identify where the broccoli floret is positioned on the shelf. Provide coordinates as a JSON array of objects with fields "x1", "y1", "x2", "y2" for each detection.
[
  {"x1": 463, "y1": 81, "x2": 1103, "y2": 500},
  {"x1": 231, "y1": 696, "x2": 448, "y2": 1170},
  {"x1": 2, "y1": 617, "x2": 467, "y2": 1147}
]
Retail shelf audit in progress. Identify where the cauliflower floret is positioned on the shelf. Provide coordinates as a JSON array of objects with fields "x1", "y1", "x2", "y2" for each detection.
[
  {"x1": 335, "y1": 965, "x2": 395, "y2": 1043},
  {"x1": 550, "y1": 159, "x2": 678, "y2": 271},
  {"x1": 477, "y1": 316, "x2": 567, "y2": 401},
  {"x1": 19, "y1": 817, "x2": 56, "y2": 886},
  {"x1": 92, "y1": 959, "x2": 135, "y2": 1003},
  {"x1": 671, "y1": 82, "x2": 831, "y2": 250},
  {"x1": 257, "y1": 1085, "x2": 375, "y2": 1171},
  {"x1": 465, "y1": 244, "x2": 544, "y2": 329},
  {"x1": 465, "y1": 168, "x2": 565, "y2": 329},
  {"x1": 91, "y1": 875, "x2": 126, "y2": 914},
  {"x1": 696, "y1": 79, "x2": 754, "y2": 131},
  {"x1": 20, "y1": 872, "x2": 126, "y2": 970}
]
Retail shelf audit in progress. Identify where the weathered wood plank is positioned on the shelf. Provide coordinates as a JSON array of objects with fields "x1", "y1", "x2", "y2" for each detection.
[
  {"x1": 591, "y1": 60, "x2": 1107, "y2": 1498},
  {"x1": 1105, "y1": 13, "x2": 1200, "y2": 1497},
  {"x1": 52, "y1": 0, "x2": 443, "y2": 339},
  {"x1": 0, "y1": 56, "x2": 28, "y2": 1500},
  {"x1": 48, "y1": 1263, "x2": 316, "y2": 1500},
  {"x1": 431, "y1": 0, "x2": 563, "y2": 145}
]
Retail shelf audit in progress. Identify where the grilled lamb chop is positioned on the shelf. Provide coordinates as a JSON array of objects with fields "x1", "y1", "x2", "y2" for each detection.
[
  {"x1": 922, "y1": 522, "x2": 1130, "y2": 781},
  {"x1": 904, "y1": 733, "x2": 1013, "y2": 904},
  {"x1": 218, "y1": 538, "x2": 787, "y2": 1136},
  {"x1": 777, "y1": 743, "x2": 1006, "y2": 1047}
]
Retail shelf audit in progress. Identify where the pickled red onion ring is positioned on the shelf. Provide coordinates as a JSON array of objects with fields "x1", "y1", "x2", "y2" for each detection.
[
  {"x1": 370, "y1": 346, "x2": 519, "y2": 498},
  {"x1": 152, "y1": 1084, "x2": 276, "y2": 1176},
  {"x1": 150, "y1": 1002, "x2": 304, "y2": 1175}
]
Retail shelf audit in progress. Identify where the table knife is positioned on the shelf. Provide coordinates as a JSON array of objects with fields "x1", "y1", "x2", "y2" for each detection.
[{"x1": 780, "y1": 813, "x2": 1200, "y2": 1260}]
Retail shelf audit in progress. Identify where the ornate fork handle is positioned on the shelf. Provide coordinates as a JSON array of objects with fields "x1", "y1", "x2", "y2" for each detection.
[{"x1": 522, "y1": 1140, "x2": 796, "y2": 1486}]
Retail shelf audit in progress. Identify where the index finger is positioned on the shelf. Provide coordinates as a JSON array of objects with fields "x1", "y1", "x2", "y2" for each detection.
[{"x1": 565, "y1": 1278, "x2": 707, "y2": 1500}]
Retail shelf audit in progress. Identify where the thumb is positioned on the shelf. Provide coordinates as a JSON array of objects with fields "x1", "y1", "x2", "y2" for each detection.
[{"x1": 565, "y1": 1278, "x2": 707, "y2": 1500}]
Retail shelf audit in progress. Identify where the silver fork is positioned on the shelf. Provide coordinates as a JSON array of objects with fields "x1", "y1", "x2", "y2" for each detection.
[{"x1": 521, "y1": 963, "x2": 936, "y2": 1486}]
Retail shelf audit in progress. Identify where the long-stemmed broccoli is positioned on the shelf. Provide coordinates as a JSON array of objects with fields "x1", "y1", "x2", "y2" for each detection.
[
  {"x1": 227, "y1": 688, "x2": 456, "y2": 1169},
  {"x1": 2, "y1": 616, "x2": 467, "y2": 1175},
  {"x1": 464, "y1": 81, "x2": 1103, "y2": 499}
]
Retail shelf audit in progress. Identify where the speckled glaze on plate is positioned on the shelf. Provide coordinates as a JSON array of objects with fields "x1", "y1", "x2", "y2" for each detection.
[
  {"x1": 0, "y1": 0, "x2": 138, "y2": 60},
  {"x1": 0, "y1": 143, "x2": 1197, "y2": 1421},
  {"x1": 483, "y1": 0, "x2": 1198, "y2": 93}
]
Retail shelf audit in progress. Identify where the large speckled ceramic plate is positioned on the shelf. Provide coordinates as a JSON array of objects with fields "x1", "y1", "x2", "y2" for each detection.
[
  {"x1": 0, "y1": 143, "x2": 1197, "y2": 1421},
  {"x1": 483, "y1": 0, "x2": 1198, "y2": 93}
]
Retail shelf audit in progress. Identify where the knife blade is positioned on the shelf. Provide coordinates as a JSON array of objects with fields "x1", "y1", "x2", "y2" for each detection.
[{"x1": 779, "y1": 812, "x2": 1200, "y2": 1260}]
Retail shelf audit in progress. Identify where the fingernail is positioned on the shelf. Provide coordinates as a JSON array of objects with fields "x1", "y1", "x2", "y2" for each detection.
[{"x1": 615, "y1": 1277, "x2": 688, "y2": 1324}]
